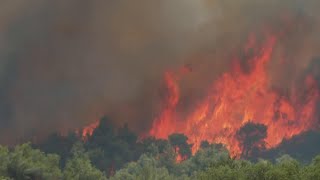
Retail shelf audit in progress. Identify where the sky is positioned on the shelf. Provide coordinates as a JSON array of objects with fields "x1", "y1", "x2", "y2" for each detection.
[{"x1": 0, "y1": 0, "x2": 319, "y2": 144}]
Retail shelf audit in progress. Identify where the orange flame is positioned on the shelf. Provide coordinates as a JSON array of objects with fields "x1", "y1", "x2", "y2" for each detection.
[
  {"x1": 80, "y1": 120, "x2": 100, "y2": 140},
  {"x1": 149, "y1": 33, "x2": 320, "y2": 156},
  {"x1": 174, "y1": 146, "x2": 187, "y2": 163}
]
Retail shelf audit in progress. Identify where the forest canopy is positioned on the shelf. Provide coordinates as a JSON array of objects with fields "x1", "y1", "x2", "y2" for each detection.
[{"x1": 0, "y1": 117, "x2": 320, "y2": 180}]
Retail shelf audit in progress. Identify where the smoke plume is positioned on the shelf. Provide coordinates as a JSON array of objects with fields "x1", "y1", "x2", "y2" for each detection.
[{"x1": 0, "y1": 0, "x2": 320, "y2": 144}]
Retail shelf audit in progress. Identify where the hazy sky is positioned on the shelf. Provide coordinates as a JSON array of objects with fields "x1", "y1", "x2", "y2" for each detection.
[{"x1": 0, "y1": 0, "x2": 319, "y2": 144}]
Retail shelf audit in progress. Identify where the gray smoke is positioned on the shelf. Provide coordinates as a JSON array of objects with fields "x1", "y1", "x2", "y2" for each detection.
[{"x1": 0, "y1": 0, "x2": 319, "y2": 144}]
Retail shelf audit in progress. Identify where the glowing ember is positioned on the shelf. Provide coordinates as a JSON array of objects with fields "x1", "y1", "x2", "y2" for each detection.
[
  {"x1": 80, "y1": 120, "x2": 100, "y2": 139},
  {"x1": 174, "y1": 147, "x2": 187, "y2": 163},
  {"x1": 149, "y1": 32, "x2": 320, "y2": 156}
]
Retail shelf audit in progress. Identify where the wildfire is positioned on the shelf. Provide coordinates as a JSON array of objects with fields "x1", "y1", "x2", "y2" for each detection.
[
  {"x1": 79, "y1": 120, "x2": 100, "y2": 140},
  {"x1": 149, "y1": 32, "x2": 320, "y2": 156},
  {"x1": 174, "y1": 146, "x2": 188, "y2": 163}
]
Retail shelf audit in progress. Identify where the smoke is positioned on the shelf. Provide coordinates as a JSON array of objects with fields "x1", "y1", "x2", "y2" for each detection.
[
  {"x1": 262, "y1": 131, "x2": 320, "y2": 163},
  {"x1": 0, "y1": 0, "x2": 320, "y2": 144}
]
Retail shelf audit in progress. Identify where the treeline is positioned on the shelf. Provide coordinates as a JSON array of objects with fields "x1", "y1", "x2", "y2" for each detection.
[
  {"x1": 35, "y1": 117, "x2": 196, "y2": 173},
  {"x1": 1, "y1": 141, "x2": 320, "y2": 179},
  {"x1": 0, "y1": 117, "x2": 320, "y2": 179}
]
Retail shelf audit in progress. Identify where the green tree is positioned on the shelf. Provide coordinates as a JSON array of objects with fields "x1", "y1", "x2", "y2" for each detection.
[
  {"x1": 111, "y1": 154, "x2": 174, "y2": 180},
  {"x1": 63, "y1": 142, "x2": 106, "y2": 180},
  {"x1": 244, "y1": 159, "x2": 273, "y2": 180},
  {"x1": 142, "y1": 137, "x2": 171, "y2": 156},
  {"x1": 266, "y1": 155, "x2": 300, "y2": 180},
  {"x1": 197, "y1": 165, "x2": 239, "y2": 180},
  {"x1": 175, "y1": 144, "x2": 230, "y2": 176},
  {"x1": 0, "y1": 145, "x2": 9, "y2": 177},
  {"x1": 6, "y1": 143, "x2": 62, "y2": 180},
  {"x1": 301, "y1": 155, "x2": 320, "y2": 180}
]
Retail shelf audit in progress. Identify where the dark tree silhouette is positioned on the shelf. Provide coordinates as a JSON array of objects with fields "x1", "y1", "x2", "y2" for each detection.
[
  {"x1": 236, "y1": 121, "x2": 267, "y2": 158},
  {"x1": 169, "y1": 133, "x2": 193, "y2": 160}
]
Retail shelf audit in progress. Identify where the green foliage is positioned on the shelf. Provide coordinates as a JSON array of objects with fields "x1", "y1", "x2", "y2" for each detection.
[
  {"x1": 198, "y1": 165, "x2": 240, "y2": 180},
  {"x1": 265, "y1": 155, "x2": 301, "y2": 180},
  {"x1": 63, "y1": 142, "x2": 106, "y2": 180},
  {"x1": 197, "y1": 155, "x2": 305, "y2": 180},
  {"x1": 0, "y1": 143, "x2": 62, "y2": 180},
  {"x1": 0, "y1": 140, "x2": 320, "y2": 180},
  {"x1": 1, "y1": 120, "x2": 320, "y2": 180},
  {"x1": 301, "y1": 155, "x2": 320, "y2": 180},
  {"x1": 0, "y1": 146, "x2": 9, "y2": 178},
  {"x1": 111, "y1": 154, "x2": 174, "y2": 180},
  {"x1": 0, "y1": 142, "x2": 108, "y2": 180},
  {"x1": 142, "y1": 137, "x2": 170, "y2": 156},
  {"x1": 243, "y1": 160, "x2": 272, "y2": 180},
  {"x1": 173, "y1": 144, "x2": 230, "y2": 176}
]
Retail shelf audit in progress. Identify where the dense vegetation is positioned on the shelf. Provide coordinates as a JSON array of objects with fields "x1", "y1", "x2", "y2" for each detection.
[{"x1": 1, "y1": 117, "x2": 320, "y2": 179}]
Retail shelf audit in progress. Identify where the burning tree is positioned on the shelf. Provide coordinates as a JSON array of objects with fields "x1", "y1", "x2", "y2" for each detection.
[
  {"x1": 236, "y1": 122, "x2": 267, "y2": 158},
  {"x1": 168, "y1": 133, "x2": 193, "y2": 161}
]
